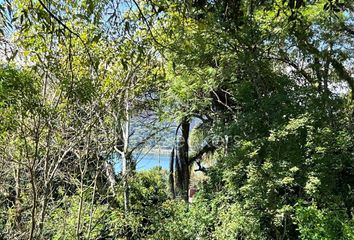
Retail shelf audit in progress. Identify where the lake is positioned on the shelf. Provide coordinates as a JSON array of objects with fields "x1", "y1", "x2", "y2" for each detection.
[{"x1": 114, "y1": 152, "x2": 171, "y2": 171}]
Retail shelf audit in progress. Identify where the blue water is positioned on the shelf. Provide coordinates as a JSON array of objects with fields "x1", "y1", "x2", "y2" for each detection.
[{"x1": 114, "y1": 153, "x2": 170, "y2": 172}]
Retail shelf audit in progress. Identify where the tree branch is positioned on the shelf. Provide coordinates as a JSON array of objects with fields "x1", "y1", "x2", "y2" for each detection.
[
  {"x1": 189, "y1": 144, "x2": 216, "y2": 165},
  {"x1": 38, "y1": 0, "x2": 97, "y2": 75}
]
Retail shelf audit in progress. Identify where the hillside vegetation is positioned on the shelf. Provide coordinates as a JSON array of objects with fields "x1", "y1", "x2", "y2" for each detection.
[{"x1": 0, "y1": 0, "x2": 353, "y2": 239}]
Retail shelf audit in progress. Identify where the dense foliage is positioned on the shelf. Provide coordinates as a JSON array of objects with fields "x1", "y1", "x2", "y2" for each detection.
[{"x1": 0, "y1": 0, "x2": 353, "y2": 239}]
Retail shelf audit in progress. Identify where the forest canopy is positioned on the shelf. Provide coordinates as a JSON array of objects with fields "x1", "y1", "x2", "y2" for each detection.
[{"x1": 0, "y1": 0, "x2": 353, "y2": 239}]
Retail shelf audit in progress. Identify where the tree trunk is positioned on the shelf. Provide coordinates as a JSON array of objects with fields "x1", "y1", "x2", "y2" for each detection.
[
  {"x1": 29, "y1": 168, "x2": 37, "y2": 240},
  {"x1": 76, "y1": 180, "x2": 84, "y2": 240},
  {"x1": 14, "y1": 163, "x2": 21, "y2": 228},
  {"x1": 38, "y1": 185, "x2": 48, "y2": 237},
  {"x1": 122, "y1": 152, "x2": 129, "y2": 213},
  {"x1": 122, "y1": 88, "x2": 130, "y2": 213},
  {"x1": 87, "y1": 165, "x2": 99, "y2": 239},
  {"x1": 169, "y1": 148, "x2": 175, "y2": 198},
  {"x1": 176, "y1": 117, "x2": 190, "y2": 202}
]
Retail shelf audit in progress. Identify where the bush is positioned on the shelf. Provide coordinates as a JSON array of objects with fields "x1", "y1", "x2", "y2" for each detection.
[{"x1": 295, "y1": 203, "x2": 353, "y2": 240}]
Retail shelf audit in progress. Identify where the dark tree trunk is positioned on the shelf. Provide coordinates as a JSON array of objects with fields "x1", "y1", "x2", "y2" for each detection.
[
  {"x1": 169, "y1": 148, "x2": 175, "y2": 198},
  {"x1": 175, "y1": 117, "x2": 190, "y2": 202}
]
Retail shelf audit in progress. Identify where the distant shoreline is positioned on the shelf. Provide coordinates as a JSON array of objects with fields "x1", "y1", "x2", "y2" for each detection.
[{"x1": 139, "y1": 148, "x2": 171, "y2": 155}]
